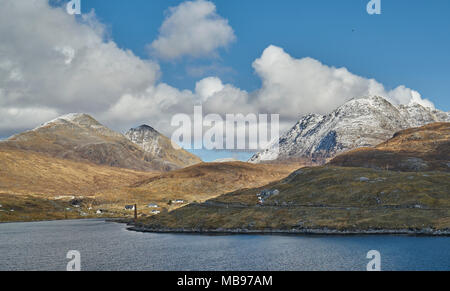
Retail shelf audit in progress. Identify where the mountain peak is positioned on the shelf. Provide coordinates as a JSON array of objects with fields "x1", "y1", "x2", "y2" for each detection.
[
  {"x1": 36, "y1": 113, "x2": 101, "y2": 130},
  {"x1": 125, "y1": 124, "x2": 202, "y2": 167},
  {"x1": 249, "y1": 96, "x2": 450, "y2": 164},
  {"x1": 130, "y1": 124, "x2": 159, "y2": 133}
]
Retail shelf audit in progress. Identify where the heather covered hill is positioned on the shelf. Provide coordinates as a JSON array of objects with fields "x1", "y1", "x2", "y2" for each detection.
[
  {"x1": 330, "y1": 122, "x2": 450, "y2": 172},
  {"x1": 136, "y1": 166, "x2": 450, "y2": 233},
  {"x1": 0, "y1": 149, "x2": 157, "y2": 197},
  {"x1": 99, "y1": 161, "x2": 300, "y2": 210},
  {"x1": 0, "y1": 149, "x2": 296, "y2": 222}
]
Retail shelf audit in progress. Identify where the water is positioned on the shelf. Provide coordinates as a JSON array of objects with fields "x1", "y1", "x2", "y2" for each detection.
[{"x1": 0, "y1": 219, "x2": 448, "y2": 271}]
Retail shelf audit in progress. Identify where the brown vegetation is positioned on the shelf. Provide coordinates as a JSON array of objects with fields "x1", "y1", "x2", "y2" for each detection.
[{"x1": 330, "y1": 122, "x2": 450, "y2": 172}]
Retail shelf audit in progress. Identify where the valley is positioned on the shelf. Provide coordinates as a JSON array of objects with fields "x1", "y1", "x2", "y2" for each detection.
[{"x1": 1, "y1": 98, "x2": 449, "y2": 233}]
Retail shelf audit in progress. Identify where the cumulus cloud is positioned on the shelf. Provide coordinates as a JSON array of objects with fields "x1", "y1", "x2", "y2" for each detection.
[
  {"x1": 252, "y1": 45, "x2": 435, "y2": 121},
  {"x1": 195, "y1": 77, "x2": 224, "y2": 101},
  {"x1": 150, "y1": 0, "x2": 236, "y2": 60},
  {"x1": 0, "y1": 1, "x2": 436, "y2": 144},
  {"x1": 0, "y1": 0, "x2": 160, "y2": 135}
]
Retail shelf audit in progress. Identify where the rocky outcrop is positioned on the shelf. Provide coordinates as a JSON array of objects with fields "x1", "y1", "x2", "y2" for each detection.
[{"x1": 125, "y1": 125, "x2": 201, "y2": 168}]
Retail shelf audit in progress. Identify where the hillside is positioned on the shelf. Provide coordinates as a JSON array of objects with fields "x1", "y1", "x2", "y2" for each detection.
[
  {"x1": 330, "y1": 122, "x2": 450, "y2": 172},
  {"x1": 0, "y1": 148, "x2": 157, "y2": 222},
  {"x1": 97, "y1": 161, "x2": 300, "y2": 213},
  {"x1": 136, "y1": 166, "x2": 450, "y2": 233},
  {"x1": 249, "y1": 96, "x2": 450, "y2": 164},
  {"x1": 0, "y1": 149, "x2": 296, "y2": 222},
  {"x1": 0, "y1": 149, "x2": 157, "y2": 196},
  {"x1": 0, "y1": 114, "x2": 199, "y2": 172}
]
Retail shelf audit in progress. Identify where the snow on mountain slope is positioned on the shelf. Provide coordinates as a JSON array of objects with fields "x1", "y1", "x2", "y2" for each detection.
[
  {"x1": 125, "y1": 125, "x2": 202, "y2": 168},
  {"x1": 249, "y1": 96, "x2": 450, "y2": 164},
  {"x1": 1, "y1": 114, "x2": 198, "y2": 172}
]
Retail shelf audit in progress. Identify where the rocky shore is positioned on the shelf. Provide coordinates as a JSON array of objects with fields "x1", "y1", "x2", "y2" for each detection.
[{"x1": 127, "y1": 225, "x2": 450, "y2": 236}]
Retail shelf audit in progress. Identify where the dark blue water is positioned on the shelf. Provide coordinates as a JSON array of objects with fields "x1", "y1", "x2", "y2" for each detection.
[{"x1": 0, "y1": 219, "x2": 448, "y2": 271}]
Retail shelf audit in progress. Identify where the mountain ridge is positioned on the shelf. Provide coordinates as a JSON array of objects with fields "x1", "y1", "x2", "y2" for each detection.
[
  {"x1": 125, "y1": 124, "x2": 202, "y2": 168},
  {"x1": 0, "y1": 113, "x2": 200, "y2": 172},
  {"x1": 249, "y1": 96, "x2": 450, "y2": 164}
]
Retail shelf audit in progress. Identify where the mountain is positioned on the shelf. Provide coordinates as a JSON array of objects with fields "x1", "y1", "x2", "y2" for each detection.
[
  {"x1": 330, "y1": 122, "x2": 450, "y2": 172},
  {"x1": 249, "y1": 96, "x2": 450, "y2": 164},
  {"x1": 0, "y1": 113, "x2": 198, "y2": 172},
  {"x1": 125, "y1": 125, "x2": 201, "y2": 169}
]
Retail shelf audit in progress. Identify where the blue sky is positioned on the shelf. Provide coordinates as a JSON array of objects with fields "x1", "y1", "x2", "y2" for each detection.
[
  {"x1": 1, "y1": 1, "x2": 449, "y2": 162},
  {"x1": 82, "y1": 0, "x2": 450, "y2": 111}
]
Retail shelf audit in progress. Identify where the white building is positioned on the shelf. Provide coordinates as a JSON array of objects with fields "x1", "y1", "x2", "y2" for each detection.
[{"x1": 125, "y1": 205, "x2": 135, "y2": 211}]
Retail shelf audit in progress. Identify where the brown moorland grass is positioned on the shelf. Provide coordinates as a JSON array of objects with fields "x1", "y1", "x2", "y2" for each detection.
[
  {"x1": 139, "y1": 166, "x2": 450, "y2": 231},
  {"x1": 330, "y1": 122, "x2": 450, "y2": 172},
  {"x1": 0, "y1": 149, "x2": 298, "y2": 222}
]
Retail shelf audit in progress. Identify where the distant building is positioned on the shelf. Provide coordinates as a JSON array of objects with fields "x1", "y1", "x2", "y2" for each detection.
[
  {"x1": 151, "y1": 210, "x2": 161, "y2": 215},
  {"x1": 173, "y1": 200, "x2": 185, "y2": 204},
  {"x1": 125, "y1": 205, "x2": 136, "y2": 211},
  {"x1": 96, "y1": 210, "x2": 103, "y2": 214},
  {"x1": 148, "y1": 203, "x2": 159, "y2": 208}
]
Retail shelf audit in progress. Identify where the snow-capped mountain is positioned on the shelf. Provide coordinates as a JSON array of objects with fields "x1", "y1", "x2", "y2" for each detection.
[
  {"x1": 125, "y1": 125, "x2": 202, "y2": 168},
  {"x1": 249, "y1": 96, "x2": 450, "y2": 164},
  {"x1": 1, "y1": 113, "x2": 200, "y2": 172}
]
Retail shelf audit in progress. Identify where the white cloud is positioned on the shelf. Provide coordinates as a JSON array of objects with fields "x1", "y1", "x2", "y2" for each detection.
[
  {"x1": 0, "y1": 0, "x2": 160, "y2": 135},
  {"x1": 0, "y1": 106, "x2": 59, "y2": 136},
  {"x1": 0, "y1": 1, "x2": 437, "y2": 142},
  {"x1": 195, "y1": 77, "x2": 224, "y2": 101},
  {"x1": 252, "y1": 45, "x2": 435, "y2": 121},
  {"x1": 150, "y1": 0, "x2": 236, "y2": 60}
]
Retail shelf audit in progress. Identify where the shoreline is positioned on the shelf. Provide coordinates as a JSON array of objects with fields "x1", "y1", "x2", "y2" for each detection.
[
  {"x1": 127, "y1": 225, "x2": 450, "y2": 237},
  {"x1": 2, "y1": 218, "x2": 449, "y2": 237}
]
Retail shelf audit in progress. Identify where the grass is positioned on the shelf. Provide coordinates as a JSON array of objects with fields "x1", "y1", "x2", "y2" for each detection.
[
  {"x1": 0, "y1": 149, "x2": 297, "y2": 222},
  {"x1": 139, "y1": 166, "x2": 450, "y2": 231}
]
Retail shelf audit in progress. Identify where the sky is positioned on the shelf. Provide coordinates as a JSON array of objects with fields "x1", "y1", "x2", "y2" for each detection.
[
  {"x1": 81, "y1": 0, "x2": 450, "y2": 108},
  {"x1": 1, "y1": 0, "x2": 449, "y2": 161}
]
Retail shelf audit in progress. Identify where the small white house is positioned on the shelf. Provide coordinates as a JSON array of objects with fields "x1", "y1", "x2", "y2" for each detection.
[
  {"x1": 125, "y1": 205, "x2": 135, "y2": 211},
  {"x1": 148, "y1": 203, "x2": 159, "y2": 208},
  {"x1": 173, "y1": 199, "x2": 185, "y2": 204},
  {"x1": 96, "y1": 210, "x2": 103, "y2": 215},
  {"x1": 151, "y1": 210, "x2": 161, "y2": 215}
]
